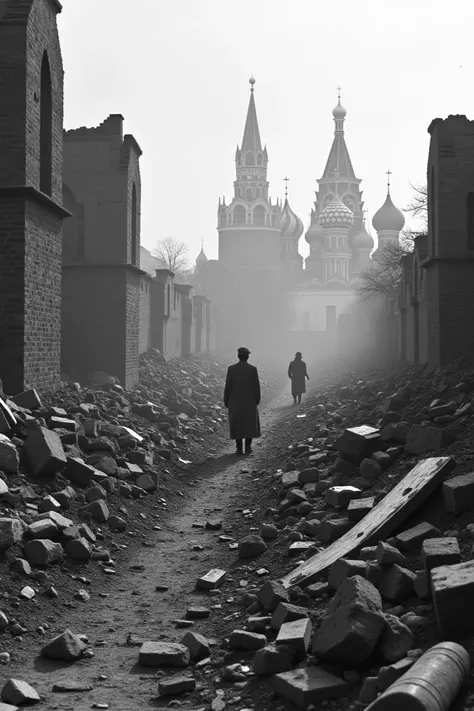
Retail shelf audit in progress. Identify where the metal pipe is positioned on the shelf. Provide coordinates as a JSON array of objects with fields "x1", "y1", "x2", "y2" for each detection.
[{"x1": 366, "y1": 642, "x2": 470, "y2": 711}]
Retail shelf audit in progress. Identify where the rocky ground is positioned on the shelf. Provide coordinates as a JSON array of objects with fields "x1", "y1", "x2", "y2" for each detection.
[{"x1": 0, "y1": 352, "x2": 474, "y2": 710}]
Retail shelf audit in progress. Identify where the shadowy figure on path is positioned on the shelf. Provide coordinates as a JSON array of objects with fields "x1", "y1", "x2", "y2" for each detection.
[
  {"x1": 223, "y1": 347, "x2": 261, "y2": 456},
  {"x1": 288, "y1": 351, "x2": 309, "y2": 405}
]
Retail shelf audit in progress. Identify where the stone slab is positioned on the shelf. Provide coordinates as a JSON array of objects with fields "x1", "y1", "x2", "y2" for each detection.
[
  {"x1": 196, "y1": 568, "x2": 226, "y2": 590},
  {"x1": 431, "y1": 560, "x2": 474, "y2": 638},
  {"x1": 274, "y1": 667, "x2": 347, "y2": 708},
  {"x1": 282, "y1": 457, "x2": 455, "y2": 588}
]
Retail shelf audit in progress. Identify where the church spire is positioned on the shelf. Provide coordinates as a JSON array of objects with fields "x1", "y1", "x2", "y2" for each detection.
[
  {"x1": 241, "y1": 76, "x2": 262, "y2": 154},
  {"x1": 321, "y1": 87, "x2": 356, "y2": 180}
]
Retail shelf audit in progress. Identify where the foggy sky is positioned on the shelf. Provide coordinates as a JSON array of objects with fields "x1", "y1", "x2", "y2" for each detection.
[{"x1": 58, "y1": 0, "x2": 474, "y2": 263}]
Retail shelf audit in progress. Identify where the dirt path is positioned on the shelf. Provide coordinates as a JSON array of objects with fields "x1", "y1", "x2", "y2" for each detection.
[{"x1": 10, "y1": 386, "x2": 303, "y2": 710}]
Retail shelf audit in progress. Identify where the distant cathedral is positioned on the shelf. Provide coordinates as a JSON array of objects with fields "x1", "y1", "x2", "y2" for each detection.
[{"x1": 194, "y1": 79, "x2": 405, "y2": 357}]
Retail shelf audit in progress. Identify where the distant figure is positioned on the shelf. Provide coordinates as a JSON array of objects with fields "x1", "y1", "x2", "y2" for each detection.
[
  {"x1": 288, "y1": 351, "x2": 309, "y2": 405},
  {"x1": 224, "y1": 347, "x2": 261, "y2": 455}
]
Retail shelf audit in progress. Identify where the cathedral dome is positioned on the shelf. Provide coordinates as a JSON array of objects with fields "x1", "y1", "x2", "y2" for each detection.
[
  {"x1": 353, "y1": 225, "x2": 374, "y2": 249},
  {"x1": 320, "y1": 195, "x2": 354, "y2": 230},
  {"x1": 280, "y1": 198, "x2": 303, "y2": 241},
  {"x1": 372, "y1": 193, "x2": 405, "y2": 232},
  {"x1": 305, "y1": 220, "x2": 325, "y2": 245},
  {"x1": 332, "y1": 100, "x2": 347, "y2": 119},
  {"x1": 196, "y1": 247, "x2": 208, "y2": 265}
]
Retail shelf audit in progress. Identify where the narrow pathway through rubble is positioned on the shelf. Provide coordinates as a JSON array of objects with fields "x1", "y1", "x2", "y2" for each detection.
[{"x1": 20, "y1": 387, "x2": 300, "y2": 711}]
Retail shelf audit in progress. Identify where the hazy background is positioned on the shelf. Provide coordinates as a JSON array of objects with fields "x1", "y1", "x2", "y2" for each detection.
[{"x1": 58, "y1": 0, "x2": 473, "y2": 263}]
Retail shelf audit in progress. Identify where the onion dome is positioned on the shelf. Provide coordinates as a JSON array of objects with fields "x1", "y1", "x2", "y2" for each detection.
[
  {"x1": 332, "y1": 99, "x2": 347, "y2": 119},
  {"x1": 280, "y1": 198, "x2": 303, "y2": 241},
  {"x1": 196, "y1": 247, "x2": 208, "y2": 265},
  {"x1": 305, "y1": 219, "x2": 325, "y2": 245},
  {"x1": 320, "y1": 195, "x2": 354, "y2": 230},
  {"x1": 353, "y1": 224, "x2": 374, "y2": 250},
  {"x1": 372, "y1": 193, "x2": 405, "y2": 232}
]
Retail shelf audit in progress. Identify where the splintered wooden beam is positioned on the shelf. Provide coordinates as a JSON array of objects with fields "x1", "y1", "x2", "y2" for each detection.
[{"x1": 281, "y1": 456, "x2": 456, "y2": 589}]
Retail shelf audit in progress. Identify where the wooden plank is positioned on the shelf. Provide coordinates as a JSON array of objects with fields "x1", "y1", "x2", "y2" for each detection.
[{"x1": 281, "y1": 456, "x2": 456, "y2": 589}]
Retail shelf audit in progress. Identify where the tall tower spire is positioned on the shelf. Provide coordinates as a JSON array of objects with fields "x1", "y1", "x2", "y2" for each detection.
[
  {"x1": 322, "y1": 88, "x2": 356, "y2": 179},
  {"x1": 233, "y1": 77, "x2": 269, "y2": 202}
]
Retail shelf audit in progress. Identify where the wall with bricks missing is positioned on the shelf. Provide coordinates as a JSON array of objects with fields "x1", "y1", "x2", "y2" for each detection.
[
  {"x1": 61, "y1": 114, "x2": 143, "y2": 387},
  {"x1": 425, "y1": 115, "x2": 474, "y2": 367},
  {"x1": 0, "y1": 0, "x2": 67, "y2": 394}
]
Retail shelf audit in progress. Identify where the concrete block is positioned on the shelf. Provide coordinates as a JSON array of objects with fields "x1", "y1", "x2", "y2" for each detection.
[
  {"x1": 28, "y1": 519, "x2": 58, "y2": 539},
  {"x1": 158, "y1": 676, "x2": 195, "y2": 696},
  {"x1": 432, "y1": 560, "x2": 474, "y2": 638},
  {"x1": 326, "y1": 486, "x2": 362, "y2": 509},
  {"x1": 0, "y1": 435, "x2": 19, "y2": 474},
  {"x1": 377, "y1": 613, "x2": 414, "y2": 663},
  {"x1": 82, "y1": 499, "x2": 109, "y2": 522},
  {"x1": 64, "y1": 457, "x2": 99, "y2": 488},
  {"x1": 319, "y1": 518, "x2": 353, "y2": 542},
  {"x1": 0, "y1": 519, "x2": 27, "y2": 553},
  {"x1": 11, "y1": 389, "x2": 41, "y2": 410},
  {"x1": 359, "y1": 546, "x2": 377, "y2": 561},
  {"x1": 376, "y1": 541, "x2": 406, "y2": 566},
  {"x1": 196, "y1": 568, "x2": 226, "y2": 590},
  {"x1": 288, "y1": 541, "x2": 316, "y2": 556},
  {"x1": 49, "y1": 416, "x2": 76, "y2": 431},
  {"x1": 229, "y1": 630, "x2": 266, "y2": 651},
  {"x1": 253, "y1": 644, "x2": 294, "y2": 676},
  {"x1": 347, "y1": 497, "x2": 375, "y2": 521},
  {"x1": 422, "y1": 537, "x2": 461, "y2": 576},
  {"x1": 24, "y1": 427, "x2": 66, "y2": 475},
  {"x1": 274, "y1": 667, "x2": 347, "y2": 708},
  {"x1": 359, "y1": 458, "x2": 382, "y2": 480},
  {"x1": 379, "y1": 564, "x2": 415, "y2": 602},
  {"x1": 270, "y1": 602, "x2": 308, "y2": 631},
  {"x1": 281, "y1": 471, "x2": 299, "y2": 488},
  {"x1": 276, "y1": 618, "x2": 312, "y2": 659},
  {"x1": 257, "y1": 580, "x2": 289, "y2": 612},
  {"x1": 405, "y1": 425, "x2": 451, "y2": 455},
  {"x1": 24, "y1": 539, "x2": 63, "y2": 566},
  {"x1": 328, "y1": 558, "x2": 368, "y2": 590},
  {"x1": 395, "y1": 522, "x2": 441, "y2": 551},
  {"x1": 443, "y1": 472, "x2": 474, "y2": 514},
  {"x1": 180, "y1": 631, "x2": 210, "y2": 660},
  {"x1": 66, "y1": 537, "x2": 92, "y2": 561},
  {"x1": 139, "y1": 641, "x2": 190, "y2": 667},
  {"x1": 298, "y1": 468, "x2": 320, "y2": 485}
]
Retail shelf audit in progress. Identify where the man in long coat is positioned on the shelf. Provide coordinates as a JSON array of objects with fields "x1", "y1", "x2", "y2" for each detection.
[
  {"x1": 288, "y1": 351, "x2": 309, "y2": 405},
  {"x1": 224, "y1": 347, "x2": 261, "y2": 455}
]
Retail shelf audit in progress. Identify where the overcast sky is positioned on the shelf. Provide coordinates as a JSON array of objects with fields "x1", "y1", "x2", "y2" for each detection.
[{"x1": 58, "y1": 0, "x2": 474, "y2": 263}]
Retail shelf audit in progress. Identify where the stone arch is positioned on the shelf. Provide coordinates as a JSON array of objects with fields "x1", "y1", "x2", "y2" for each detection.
[
  {"x1": 323, "y1": 193, "x2": 334, "y2": 209},
  {"x1": 131, "y1": 183, "x2": 138, "y2": 265},
  {"x1": 244, "y1": 151, "x2": 254, "y2": 166},
  {"x1": 253, "y1": 205, "x2": 265, "y2": 226},
  {"x1": 40, "y1": 51, "x2": 53, "y2": 195},
  {"x1": 233, "y1": 205, "x2": 246, "y2": 226}
]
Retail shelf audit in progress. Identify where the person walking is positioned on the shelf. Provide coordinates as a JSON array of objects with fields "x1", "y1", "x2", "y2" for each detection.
[
  {"x1": 224, "y1": 347, "x2": 261, "y2": 455},
  {"x1": 288, "y1": 351, "x2": 309, "y2": 405}
]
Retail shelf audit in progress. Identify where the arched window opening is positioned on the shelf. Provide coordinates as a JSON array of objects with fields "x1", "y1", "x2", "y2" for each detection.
[
  {"x1": 244, "y1": 151, "x2": 254, "y2": 166},
  {"x1": 255, "y1": 187, "x2": 261, "y2": 198},
  {"x1": 233, "y1": 205, "x2": 246, "y2": 226},
  {"x1": 253, "y1": 205, "x2": 265, "y2": 226},
  {"x1": 245, "y1": 188, "x2": 253, "y2": 202},
  {"x1": 166, "y1": 284, "x2": 171, "y2": 316},
  {"x1": 131, "y1": 183, "x2": 138, "y2": 265},
  {"x1": 429, "y1": 166, "x2": 436, "y2": 255},
  {"x1": 256, "y1": 153, "x2": 263, "y2": 166},
  {"x1": 40, "y1": 52, "x2": 53, "y2": 195}
]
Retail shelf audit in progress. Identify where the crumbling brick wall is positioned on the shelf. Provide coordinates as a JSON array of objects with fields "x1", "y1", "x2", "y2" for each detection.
[
  {"x1": 0, "y1": 0, "x2": 67, "y2": 394},
  {"x1": 139, "y1": 276, "x2": 152, "y2": 354},
  {"x1": 426, "y1": 115, "x2": 474, "y2": 367}
]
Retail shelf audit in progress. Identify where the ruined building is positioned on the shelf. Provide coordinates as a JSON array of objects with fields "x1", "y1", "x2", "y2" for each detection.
[{"x1": 0, "y1": 0, "x2": 69, "y2": 393}]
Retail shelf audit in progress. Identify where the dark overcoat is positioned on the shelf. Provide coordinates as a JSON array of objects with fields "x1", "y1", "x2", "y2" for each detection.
[
  {"x1": 224, "y1": 361, "x2": 261, "y2": 439},
  {"x1": 288, "y1": 358, "x2": 308, "y2": 396}
]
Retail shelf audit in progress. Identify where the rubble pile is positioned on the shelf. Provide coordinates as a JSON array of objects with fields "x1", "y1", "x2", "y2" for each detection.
[{"x1": 177, "y1": 357, "x2": 474, "y2": 710}]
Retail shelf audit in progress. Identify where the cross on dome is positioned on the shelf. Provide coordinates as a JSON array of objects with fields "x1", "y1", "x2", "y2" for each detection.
[{"x1": 284, "y1": 176, "x2": 289, "y2": 198}]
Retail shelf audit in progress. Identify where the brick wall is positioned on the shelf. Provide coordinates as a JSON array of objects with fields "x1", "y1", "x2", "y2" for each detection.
[
  {"x1": 0, "y1": 0, "x2": 65, "y2": 394},
  {"x1": 62, "y1": 264, "x2": 139, "y2": 388},
  {"x1": 139, "y1": 276, "x2": 151, "y2": 354},
  {"x1": 426, "y1": 115, "x2": 474, "y2": 366}
]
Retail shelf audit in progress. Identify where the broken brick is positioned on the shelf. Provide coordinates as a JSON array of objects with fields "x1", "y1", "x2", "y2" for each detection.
[
  {"x1": 23, "y1": 427, "x2": 66, "y2": 476},
  {"x1": 443, "y1": 472, "x2": 474, "y2": 514}
]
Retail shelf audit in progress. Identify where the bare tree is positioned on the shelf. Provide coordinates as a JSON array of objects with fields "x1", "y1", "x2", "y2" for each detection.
[
  {"x1": 355, "y1": 240, "x2": 414, "y2": 300},
  {"x1": 153, "y1": 237, "x2": 190, "y2": 279},
  {"x1": 404, "y1": 183, "x2": 428, "y2": 223}
]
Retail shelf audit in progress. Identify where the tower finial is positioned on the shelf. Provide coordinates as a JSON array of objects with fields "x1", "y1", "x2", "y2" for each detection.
[
  {"x1": 249, "y1": 75, "x2": 256, "y2": 93},
  {"x1": 201, "y1": 237, "x2": 204, "y2": 250},
  {"x1": 284, "y1": 176, "x2": 289, "y2": 199},
  {"x1": 386, "y1": 169, "x2": 392, "y2": 193},
  {"x1": 337, "y1": 85, "x2": 342, "y2": 103}
]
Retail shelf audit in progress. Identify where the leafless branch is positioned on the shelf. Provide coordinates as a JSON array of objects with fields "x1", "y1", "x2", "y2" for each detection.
[
  {"x1": 153, "y1": 237, "x2": 190, "y2": 277},
  {"x1": 356, "y1": 241, "x2": 413, "y2": 300}
]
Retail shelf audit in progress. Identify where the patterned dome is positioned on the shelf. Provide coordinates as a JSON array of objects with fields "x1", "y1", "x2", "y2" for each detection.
[
  {"x1": 372, "y1": 193, "x2": 405, "y2": 232},
  {"x1": 304, "y1": 219, "x2": 325, "y2": 245},
  {"x1": 320, "y1": 195, "x2": 354, "y2": 230},
  {"x1": 280, "y1": 198, "x2": 303, "y2": 241},
  {"x1": 196, "y1": 247, "x2": 208, "y2": 264},
  {"x1": 353, "y1": 225, "x2": 374, "y2": 249}
]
